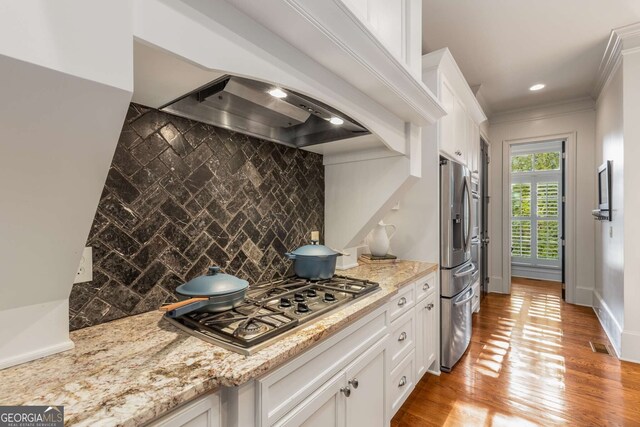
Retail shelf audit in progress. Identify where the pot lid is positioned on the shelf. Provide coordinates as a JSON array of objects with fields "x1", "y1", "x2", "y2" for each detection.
[
  {"x1": 289, "y1": 242, "x2": 339, "y2": 257},
  {"x1": 176, "y1": 266, "x2": 249, "y2": 297}
]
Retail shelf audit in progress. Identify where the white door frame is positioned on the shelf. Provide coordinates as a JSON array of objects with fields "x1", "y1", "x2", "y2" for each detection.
[{"x1": 501, "y1": 132, "x2": 577, "y2": 302}]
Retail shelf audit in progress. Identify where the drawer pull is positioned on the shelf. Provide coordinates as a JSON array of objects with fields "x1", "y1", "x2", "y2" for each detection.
[
  {"x1": 426, "y1": 303, "x2": 434, "y2": 310},
  {"x1": 422, "y1": 283, "x2": 430, "y2": 291},
  {"x1": 340, "y1": 386, "x2": 351, "y2": 397},
  {"x1": 398, "y1": 331, "x2": 407, "y2": 342},
  {"x1": 348, "y1": 378, "x2": 359, "y2": 389},
  {"x1": 398, "y1": 376, "x2": 407, "y2": 387},
  {"x1": 397, "y1": 297, "x2": 407, "y2": 307}
]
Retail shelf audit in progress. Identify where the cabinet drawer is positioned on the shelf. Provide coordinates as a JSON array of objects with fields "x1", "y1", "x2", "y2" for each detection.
[
  {"x1": 389, "y1": 309, "x2": 415, "y2": 370},
  {"x1": 258, "y1": 308, "x2": 387, "y2": 425},
  {"x1": 415, "y1": 272, "x2": 436, "y2": 303},
  {"x1": 388, "y1": 285, "x2": 415, "y2": 322},
  {"x1": 389, "y1": 351, "x2": 415, "y2": 416}
]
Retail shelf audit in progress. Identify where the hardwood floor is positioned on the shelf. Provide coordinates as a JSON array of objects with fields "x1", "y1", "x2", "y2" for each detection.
[{"x1": 391, "y1": 277, "x2": 640, "y2": 426}]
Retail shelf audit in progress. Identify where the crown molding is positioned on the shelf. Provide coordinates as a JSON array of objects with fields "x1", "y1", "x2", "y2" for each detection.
[
  {"x1": 489, "y1": 96, "x2": 595, "y2": 125},
  {"x1": 593, "y1": 22, "x2": 640, "y2": 100}
]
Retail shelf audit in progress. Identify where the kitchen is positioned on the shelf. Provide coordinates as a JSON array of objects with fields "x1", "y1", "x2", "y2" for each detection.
[{"x1": 2, "y1": 1, "x2": 640, "y2": 426}]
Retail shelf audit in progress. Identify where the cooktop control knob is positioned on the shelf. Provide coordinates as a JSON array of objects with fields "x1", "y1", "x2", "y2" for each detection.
[
  {"x1": 280, "y1": 297, "x2": 292, "y2": 308},
  {"x1": 324, "y1": 292, "x2": 336, "y2": 302},
  {"x1": 297, "y1": 302, "x2": 310, "y2": 313}
]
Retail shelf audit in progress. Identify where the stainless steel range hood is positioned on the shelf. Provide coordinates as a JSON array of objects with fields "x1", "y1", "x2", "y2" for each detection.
[{"x1": 161, "y1": 75, "x2": 370, "y2": 148}]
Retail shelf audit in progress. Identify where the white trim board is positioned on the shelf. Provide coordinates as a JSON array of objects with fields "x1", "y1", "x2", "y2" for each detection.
[
  {"x1": 489, "y1": 97, "x2": 594, "y2": 125},
  {"x1": 501, "y1": 132, "x2": 577, "y2": 303},
  {"x1": 593, "y1": 22, "x2": 640, "y2": 100},
  {"x1": 593, "y1": 290, "x2": 622, "y2": 358}
]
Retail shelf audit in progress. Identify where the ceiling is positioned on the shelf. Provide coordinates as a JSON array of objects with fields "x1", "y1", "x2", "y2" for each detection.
[{"x1": 422, "y1": 0, "x2": 640, "y2": 115}]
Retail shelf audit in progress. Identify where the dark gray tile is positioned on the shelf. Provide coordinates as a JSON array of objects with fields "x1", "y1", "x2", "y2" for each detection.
[
  {"x1": 130, "y1": 158, "x2": 169, "y2": 191},
  {"x1": 98, "y1": 281, "x2": 141, "y2": 312},
  {"x1": 160, "y1": 123, "x2": 192, "y2": 157},
  {"x1": 71, "y1": 103, "x2": 324, "y2": 329},
  {"x1": 131, "y1": 262, "x2": 168, "y2": 295},
  {"x1": 131, "y1": 109, "x2": 168, "y2": 139},
  {"x1": 105, "y1": 168, "x2": 140, "y2": 204},
  {"x1": 131, "y1": 133, "x2": 168, "y2": 166},
  {"x1": 133, "y1": 234, "x2": 169, "y2": 269},
  {"x1": 161, "y1": 222, "x2": 190, "y2": 253},
  {"x1": 99, "y1": 252, "x2": 141, "y2": 285},
  {"x1": 98, "y1": 224, "x2": 140, "y2": 256}
]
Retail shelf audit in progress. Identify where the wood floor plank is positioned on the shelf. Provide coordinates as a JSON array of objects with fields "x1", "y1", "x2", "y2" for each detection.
[{"x1": 391, "y1": 278, "x2": 640, "y2": 426}]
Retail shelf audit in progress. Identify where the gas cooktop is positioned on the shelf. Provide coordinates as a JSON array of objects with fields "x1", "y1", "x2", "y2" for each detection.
[{"x1": 164, "y1": 275, "x2": 380, "y2": 355}]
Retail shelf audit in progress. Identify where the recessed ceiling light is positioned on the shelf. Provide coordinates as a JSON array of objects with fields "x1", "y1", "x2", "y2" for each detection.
[
  {"x1": 268, "y1": 88, "x2": 287, "y2": 98},
  {"x1": 329, "y1": 117, "x2": 344, "y2": 125},
  {"x1": 529, "y1": 84, "x2": 545, "y2": 91}
]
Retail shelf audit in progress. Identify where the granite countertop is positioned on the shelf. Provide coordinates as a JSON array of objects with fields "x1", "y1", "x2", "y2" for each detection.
[{"x1": 0, "y1": 261, "x2": 437, "y2": 427}]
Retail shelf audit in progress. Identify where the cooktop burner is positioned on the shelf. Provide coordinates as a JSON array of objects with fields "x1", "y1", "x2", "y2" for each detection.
[{"x1": 165, "y1": 275, "x2": 379, "y2": 355}]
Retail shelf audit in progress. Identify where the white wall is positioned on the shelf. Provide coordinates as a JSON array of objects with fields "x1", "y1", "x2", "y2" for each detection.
[
  {"x1": 594, "y1": 64, "x2": 624, "y2": 352},
  {"x1": 0, "y1": 1, "x2": 133, "y2": 368},
  {"x1": 621, "y1": 50, "x2": 640, "y2": 361},
  {"x1": 488, "y1": 102, "x2": 596, "y2": 306},
  {"x1": 383, "y1": 124, "x2": 439, "y2": 262}
]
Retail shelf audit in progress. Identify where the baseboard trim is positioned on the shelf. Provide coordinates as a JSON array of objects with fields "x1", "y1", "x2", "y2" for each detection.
[
  {"x1": 592, "y1": 290, "x2": 622, "y2": 357},
  {"x1": 0, "y1": 339, "x2": 74, "y2": 370},
  {"x1": 621, "y1": 330, "x2": 640, "y2": 364},
  {"x1": 488, "y1": 276, "x2": 506, "y2": 294},
  {"x1": 574, "y1": 287, "x2": 594, "y2": 307}
]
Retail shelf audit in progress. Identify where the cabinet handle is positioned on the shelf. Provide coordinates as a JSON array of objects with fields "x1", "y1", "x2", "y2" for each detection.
[
  {"x1": 348, "y1": 378, "x2": 359, "y2": 389},
  {"x1": 426, "y1": 303, "x2": 434, "y2": 310},
  {"x1": 397, "y1": 297, "x2": 407, "y2": 307},
  {"x1": 422, "y1": 283, "x2": 430, "y2": 291},
  {"x1": 455, "y1": 150, "x2": 462, "y2": 156},
  {"x1": 398, "y1": 376, "x2": 407, "y2": 387},
  {"x1": 398, "y1": 331, "x2": 407, "y2": 342},
  {"x1": 340, "y1": 386, "x2": 351, "y2": 397}
]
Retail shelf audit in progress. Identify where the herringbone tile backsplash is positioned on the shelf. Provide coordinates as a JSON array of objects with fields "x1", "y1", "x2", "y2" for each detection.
[{"x1": 69, "y1": 103, "x2": 324, "y2": 330}]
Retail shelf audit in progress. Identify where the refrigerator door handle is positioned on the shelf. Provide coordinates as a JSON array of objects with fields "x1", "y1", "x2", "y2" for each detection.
[
  {"x1": 453, "y1": 262, "x2": 476, "y2": 278},
  {"x1": 454, "y1": 292, "x2": 475, "y2": 307},
  {"x1": 463, "y1": 176, "x2": 472, "y2": 252}
]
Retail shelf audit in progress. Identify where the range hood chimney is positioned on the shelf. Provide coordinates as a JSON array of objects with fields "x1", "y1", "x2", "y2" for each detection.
[{"x1": 161, "y1": 75, "x2": 370, "y2": 148}]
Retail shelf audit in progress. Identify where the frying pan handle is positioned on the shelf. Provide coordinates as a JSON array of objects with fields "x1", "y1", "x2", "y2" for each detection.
[{"x1": 160, "y1": 298, "x2": 209, "y2": 318}]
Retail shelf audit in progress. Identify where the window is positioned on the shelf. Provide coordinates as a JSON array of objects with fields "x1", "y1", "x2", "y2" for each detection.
[{"x1": 510, "y1": 142, "x2": 563, "y2": 273}]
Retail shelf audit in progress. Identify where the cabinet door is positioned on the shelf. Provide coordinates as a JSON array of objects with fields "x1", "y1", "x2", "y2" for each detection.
[
  {"x1": 415, "y1": 292, "x2": 437, "y2": 379},
  {"x1": 275, "y1": 372, "x2": 346, "y2": 427},
  {"x1": 453, "y1": 97, "x2": 467, "y2": 163},
  {"x1": 470, "y1": 121, "x2": 480, "y2": 174},
  {"x1": 148, "y1": 393, "x2": 220, "y2": 427},
  {"x1": 439, "y1": 80, "x2": 457, "y2": 160},
  {"x1": 344, "y1": 338, "x2": 386, "y2": 427}
]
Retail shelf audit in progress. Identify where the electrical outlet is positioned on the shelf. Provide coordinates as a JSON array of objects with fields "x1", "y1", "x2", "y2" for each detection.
[{"x1": 74, "y1": 247, "x2": 93, "y2": 284}]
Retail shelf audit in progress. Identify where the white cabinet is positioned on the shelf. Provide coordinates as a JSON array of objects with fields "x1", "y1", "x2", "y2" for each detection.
[
  {"x1": 340, "y1": 0, "x2": 422, "y2": 73},
  {"x1": 275, "y1": 373, "x2": 345, "y2": 427},
  {"x1": 147, "y1": 393, "x2": 220, "y2": 427},
  {"x1": 344, "y1": 339, "x2": 387, "y2": 427},
  {"x1": 423, "y1": 49, "x2": 486, "y2": 169},
  {"x1": 415, "y1": 291, "x2": 437, "y2": 379},
  {"x1": 277, "y1": 338, "x2": 387, "y2": 427}
]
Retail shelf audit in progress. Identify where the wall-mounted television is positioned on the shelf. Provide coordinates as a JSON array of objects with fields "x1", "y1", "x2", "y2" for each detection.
[{"x1": 593, "y1": 160, "x2": 612, "y2": 221}]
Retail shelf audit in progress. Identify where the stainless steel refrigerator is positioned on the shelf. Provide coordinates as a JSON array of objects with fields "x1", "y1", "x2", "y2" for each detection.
[{"x1": 440, "y1": 157, "x2": 477, "y2": 372}]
